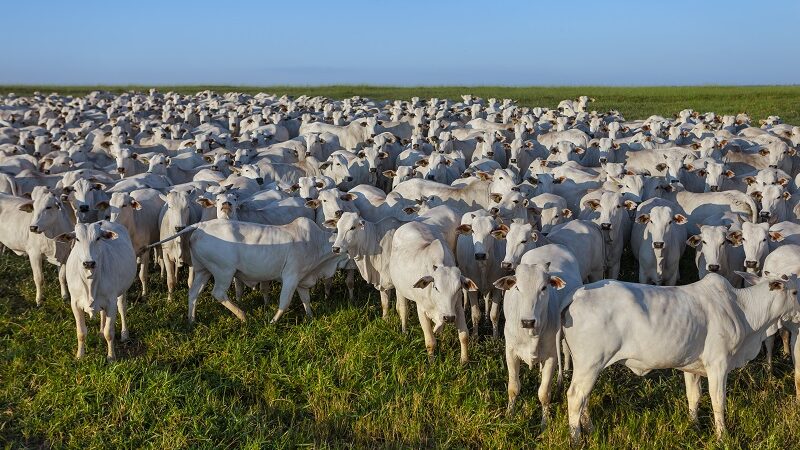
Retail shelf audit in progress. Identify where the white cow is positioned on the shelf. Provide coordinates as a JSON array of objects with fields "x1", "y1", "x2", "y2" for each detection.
[
  {"x1": 564, "y1": 272, "x2": 800, "y2": 442},
  {"x1": 59, "y1": 221, "x2": 137, "y2": 361}
]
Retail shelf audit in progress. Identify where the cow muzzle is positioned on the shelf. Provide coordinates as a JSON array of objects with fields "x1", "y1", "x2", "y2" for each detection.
[
  {"x1": 256, "y1": 177, "x2": 264, "y2": 185},
  {"x1": 78, "y1": 205, "x2": 89, "y2": 213},
  {"x1": 442, "y1": 315, "x2": 456, "y2": 324},
  {"x1": 745, "y1": 260, "x2": 758, "y2": 270},
  {"x1": 707, "y1": 264, "x2": 720, "y2": 273},
  {"x1": 601, "y1": 223, "x2": 612, "y2": 230},
  {"x1": 331, "y1": 246, "x2": 341, "y2": 254},
  {"x1": 29, "y1": 225, "x2": 40, "y2": 233},
  {"x1": 599, "y1": 157, "x2": 608, "y2": 164},
  {"x1": 174, "y1": 226, "x2": 185, "y2": 232},
  {"x1": 521, "y1": 319, "x2": 536, "y2": 329},
  {"x1": 500, "y1": 261, "x2": 512, "y2": 271},
  {"x1": 369, "y1": 168, "x2": 377, "y2": 173},
  {"x1": 83, "y1": 261, "x2": 96, "y2": 269},
  {"x1": 474, "y1": 253, "x2": 487, "y2": 261},
  {"x1": 709, "y1": 185, "x2": 720, "y2": 192},
  {"x1": 759, "y1": 211, "x2": 771, "y2": 222},
  {"x1": 653, "y1": 241, "x2": 665, "y2": 249}
]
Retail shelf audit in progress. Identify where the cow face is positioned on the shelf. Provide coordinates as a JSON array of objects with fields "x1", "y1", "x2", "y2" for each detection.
[
  {"x1": 636, "y1": 206, "x2": 686, "y2": 251},
  {"x1": 495, "y1": 221, "x2": 539, "y2": 270},
  {"x1": 456, "y1": 215, "x2": 504, "y2": 263},
  {"x1": 687, "y1": 225, "x2": 731, "y2": 274},
  {"x1": 328, "y1": 212, "x2": 365, "y2": 255},
  {"x1": 494, "y1": 262, "x2": 565, "y2": 336},
  {"x1": 413, "y1": 264, "x2": 477, "y2": 333}
]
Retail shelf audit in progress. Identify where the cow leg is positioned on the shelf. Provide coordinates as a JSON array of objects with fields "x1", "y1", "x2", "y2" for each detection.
[
  {"x1": 489, "y1": 293, "x2": 501, "y2": 339},
  {"x1": 781, "y1": 328, "x2": 791, "y2": 356},
  {"x1": 683, "y1": 372, "x2": 702, "y2": 422},
  {"x1": 707, "y1": 369, "x2": 729, "y2": 439},
  {"x1": 156, "y1": 247, "x2": 165, "y2": 278},
  {"x1": 103, "y1": 303, "x2": 118, "y2": 362},
  {"x1": 567, "y1": 365, "x2": 601, "y2": 445},
  {"x1": 791, "y1": 328, "x2": 800, "y2": 398},
  {"x1": 71, "y1": 301, "x2": 87, "y2": 359},
  {"x1": 563, "y1": 339, "x2": 572, "y2": 372},
  {"x1": 538, "y1": 357, "x2": 557, "y2": 427},
  {"x1": 379, "y1": 289, "x2": 391, "y2": 319},
  {"x1": 506, "y1": 350, "x2": 521, "y2": 415},
  {"x1": 298, "y1": 287, "x2": 313, "y2": 318},
  {"x1": 138, "y1": 249, "x2": 150, "y2": 297},
  {"x1": 99, "y1": 310, "x2": 107, "y2": 334},
  {"x1": 29, "y1": 253, "x2": 45, "y2": 306},
  {"x1": 396, "y1": 294, "x2": 409, "y2": 333},
  {"x1": 165, "y1": 256, "x2": 176, "y2": 301},
  {"x1": 345, "y1": 269, "x2": 355, "y2": 301},
  {"x1": 210, "y1": 270, "x2": 245, "y2": 322},
  {"x1": 456, "y1": 301, "x2": 469, "y2": 364},
  {"x1": 187, "y1": 267, "x2": 211, "y2": 324},
  {"x1": 187, "y1": 265, "x2": 194, "y2": 289},
  {"x1": 467, "y1": 290, "x2": 480, "y2": 337},
  {"x1": 117, "y1": 294, "x2": 129, "y2": 342},
  {"x1": 416, "y1": 305, "x2": 436, "y2": 363},
  {"x1": 323, "y1": 278, "x2": 332, "y2": 299},
  {"x1": 271, "y1": 278, "x2": 298, "y2": 324},
  {"x1": 234, "y1": 278, "x2": 244, "y2": 303},
  {"x1": 58, "y1": 264, "x2": 68, "y2": 301},
  {"x1": 765, "y1": 335, "x2": 775, "y2": 374},
  {"x1": 260, "y1": 282, "x2": 270, "y2": 307}
]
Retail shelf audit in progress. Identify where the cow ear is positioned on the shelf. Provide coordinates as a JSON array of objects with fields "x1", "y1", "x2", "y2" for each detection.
[
  {"x1": 196, "y1": 198, "x2": 215, "y2": 208},
  {"x1": 305, "y1": 199, "x2": 321, "y2": 209},
  {"x1": 562, "y1": 208, "x2": 573, "y2": 218},
  {"x1": 759, "y1": 148, "x2": 770, "y2": 157},
  {"x1": 229, "y1": 166, "x2": 241, "y2": 174},
  {"x1": 340, "y1": 193, "x2": 357, "y2": 201},
  {"x1": 788, "y1": 148, "x2": 797, "y2": 157},
  {"x1": 769, "y1": 231, "x2": 784, "y2": 242},
  {"x1": 697, "y1": 169, "x2": 707, "y2": 177},
  {"x1": 490, "y1": 227, "x2": 508, "y2": 239},
  {"x1": 783, "y1": 191, "x2": 792, "y2": 201},
  {"x1": 289, "y1": 183, "x2": 300, "y2": 192},
  {"x1": 323, "y1": 219, "x2": 338, "y2": 229},
  {"x1": 766, "y1": 279, "x2": 786, "y2": 291},
  {"x1": 489, "y1": 193, "x2": 503, "y2": 203},
  {"x1": 456, "y1": 224, "x2": 473, "y2": 235},
  {"x1": 686, "y1": 235, "x2": 702, "y2": 247},
  {"x1": 95, "y1": 201, "x2": 109, "y2": 210},
  {"x1": 777, "y1": 177, "x2": 789, "y2": 187},
  {"x1": 655, "y1": 163, "x2": 667, "y2": 172},
  {"x1": 549, "y1": 276, "x2": 566, "y2": 290},
  {"x1": 461, "y1": 277, "x2": 479, "y2": 291},
  {"x1": 735, "y1": 271, "x2": 761, "y2": 286},
  {"x1": 673, "y1": 214, "x2": 687, "y2": 225},
  {"x1": 56, "y1": 232, "x2": 75, "y2": 242},
  {"x1": 402, "y1": 206, "x2": 418, "y2": 215},
  {"x1": 493, "y1": 276, "x2": 517, "y2": 291},
  {"x1": 413, "y1": 276, "x2": 434, "y2": 289},
  {"x1": 636, "y1": 214, "x2": 650, "y2": 224},
  {"x1": 379, "y1": 151, "x2": 389, "y2": 159},
  {"x1": 101, "y1": 230, "x2": 118, "y2": 240},
  {"x1": 315, "y1": 181, "x2": 325, "y2": 188},
  {"x1": 356, "y1": 151, "x2": 366, "y2": 158},
  {"x1": 623, "y1": 200, "x2": 638, "y2": 210},
  {"x1": 204, "y1": 156, "x2": 213, "y2": 163},
  {"x1": 583, "y1": 199, "x2": 600, "y2": 211},
  {"x1": 318, "y1": 161, "x2": 332, "y2": 170},
  {"x1": 573, "y1": 147, "x2": 585, "y2": 155},
  {"x1": 724, "y1": 169, "x2": 736, "y2": 179},
  {"x1": 726, "y1": 230, "x2": 743, "y2": 246},
  {"x1": 382, "y1": 170, "x2": 396, "y2": 178},
  {"x1": 18, "y1": 203, "x2": 34, "y2": 213},
  {"x1": 743, "y1": 176, "x2": 756, "y2": 186},
  {"x1": 130, "y1": 200, "x2": 142, "y2": 210}
]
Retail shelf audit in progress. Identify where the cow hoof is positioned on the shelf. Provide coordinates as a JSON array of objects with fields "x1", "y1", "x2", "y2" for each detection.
[{"x1": 120, "y1": 331, "x2": 129, "y2": 342}]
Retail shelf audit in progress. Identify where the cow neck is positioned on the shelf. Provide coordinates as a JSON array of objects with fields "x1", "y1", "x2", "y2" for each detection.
[{"x1": 734, "y1": 282, "x2": 795, "y2": 333}]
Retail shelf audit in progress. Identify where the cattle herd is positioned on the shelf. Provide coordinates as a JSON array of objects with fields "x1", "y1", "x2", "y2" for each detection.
[{"x1": 2, "y1": 90, "x2": 800, "y2": 443}]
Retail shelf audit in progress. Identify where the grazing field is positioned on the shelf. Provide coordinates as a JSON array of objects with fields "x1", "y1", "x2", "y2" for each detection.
[{"x1": 2, "y1": 86, "x2": 800, "y2": 449}]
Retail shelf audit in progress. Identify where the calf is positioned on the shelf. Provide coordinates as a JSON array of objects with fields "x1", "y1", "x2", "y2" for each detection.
[{"x1": 632, "y1": 199, "x2": 688, "y2": 285}]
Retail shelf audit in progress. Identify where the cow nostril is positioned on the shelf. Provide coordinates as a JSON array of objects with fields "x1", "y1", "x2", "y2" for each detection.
[
  {"x1": 708, "y1": 264, "x2": 720, "y2": 272},
  {"x1": 369, "y1": 168, "x2": 377, "y2": 173},
  {"x1": 601, "y1": 223, "x2": 612, "y2": 230},
  {"x1": 211, "y1": 165, "x2": 219, "y2": 171},
  {"x1": 500, "y1": 262, "x2": 512, "y2": 271},
  {"x1": 82, "y1": 261, "x2": 96, "y2": 269},
  {"x1": 599, "y1": 158, "x2": 607, "y2": 164},
  {"x1": 745, "y1": 261, "x2": 757, "y2": 269},
  {"x1": 29, "y1": 226, "x2": 39, "y2": 233},
  {"x1": 653, "y1": 242, "x2": 665, "y2": 249},
  {"x1": 474, "y1": 253, "x2": 487, "y2": 260},
  {"x1": 332, "y1": 246, "x2": 340, "y2": 254},
  {"x1": 710, "y1": 186, "x2": 719, "y2": 192},
  {"x1": 670, "y1": 179, "x2": 679, "y2": 183},
  {"x1": 509, "y1": 158, "x2": 517, "y2": 163},
  {"x1": 117, "y1": 167, "x2": 125, "y2": 173},
  {"x1": 442, "y1": 315, "x2": 456, "y2": 324},
  {"x1": 490, "y1": 207, "x2": 499, "y2": 215},
  {"x1": 346, "y1": 176, "x2": 353, "y2": 182},
  {"x1": 769, "y1": 165, "x2": 778, "y2": 169},
  {"x1": 521, "y1": 319, "x2": 536, "y2": 329}
]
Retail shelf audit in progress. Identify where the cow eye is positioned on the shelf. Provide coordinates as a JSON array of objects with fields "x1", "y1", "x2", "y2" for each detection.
[
  {"x1": 541, "y1": 286, "x2": 547, "y2": 291},
  {"x1": 701, "y1": 240, "x2": 706, "y2": 244},
  {"x1": 45, "y1": 206, "x2": 52, "y2": 210},
  {"x1": 763, "y1": 238, "x2": 767, "y2": 242},
  {"x1": 520, "y1": 239, "x2": 527, "y2": 244},
  {"x1": 616, "y1": 205, "x2": 621, "y2": 208},
  {"x1": 350, "y1": 226, "x2": 355, "y2": 231}
]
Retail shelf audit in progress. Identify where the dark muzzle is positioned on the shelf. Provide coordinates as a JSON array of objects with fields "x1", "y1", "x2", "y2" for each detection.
[{"x1": 521, "y1": 319, "x2": 536, "y2": 329}]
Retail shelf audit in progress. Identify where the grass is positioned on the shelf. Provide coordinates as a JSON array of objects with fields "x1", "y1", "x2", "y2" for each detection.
[
  {"x1": 1, "y1": 85, "x2": 799, "y2": 125},
  {"x1": 1, "y1": 86, "x2": 800, "y2": 449}
]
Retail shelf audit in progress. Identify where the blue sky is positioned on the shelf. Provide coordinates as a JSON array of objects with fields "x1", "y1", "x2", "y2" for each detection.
[{"x1": 3, "y1": 0, "x2": 798, "y2": 86}]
